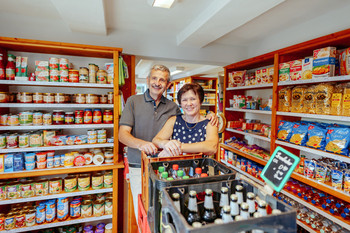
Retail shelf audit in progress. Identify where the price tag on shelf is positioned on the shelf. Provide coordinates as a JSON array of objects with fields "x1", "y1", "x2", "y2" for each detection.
[{"x1": 260, "y1": 146, "x2": 300, "y2": 192}]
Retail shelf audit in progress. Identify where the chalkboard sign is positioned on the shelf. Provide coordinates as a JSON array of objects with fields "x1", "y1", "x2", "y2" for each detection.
[{"x1": 260, "y1": 146, "x2": 300, "y2": 192}]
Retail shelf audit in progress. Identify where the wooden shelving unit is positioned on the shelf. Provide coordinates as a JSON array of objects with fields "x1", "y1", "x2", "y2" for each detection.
[
  {"x1": 0, "y1": 37, "x2": 126, "y2": 231},
  {"x1": 221, "y1": 28, "x2": 350, "y2": 228}
]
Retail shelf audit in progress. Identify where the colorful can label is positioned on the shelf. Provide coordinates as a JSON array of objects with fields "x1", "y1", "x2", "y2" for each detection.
[
  {"x1": 70, "y1": 200, "x2": 81, "y2": 218},
  {"x1": 57, "y1": 197, "x2": 69, "y2": 221},
  {"x1": 36, "y1": 204, "x2": 46, "y2": 224},
  {"x1": 4, "y1": 216, "x2": 15, "y2": 230}
]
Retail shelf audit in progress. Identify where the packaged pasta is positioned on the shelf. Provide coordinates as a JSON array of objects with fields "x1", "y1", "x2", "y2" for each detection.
[
  {"x1": 278, "y1": 87, "x2": 292, "y2": 112},
  {"x1": 302, "y1": 85, "x2": 316, "y2": 114},
  {"x1": 289, "y1": 122, "x2": 309, "y2": 146},
  {"x1": 315, "y1": 83, "x2": 334, "y2": 115},
  {"x1": 306, "y1": 124, "x2": 327, "y2": 150},
  {"x1": 325, "y1": 127, "x2": 350, "y2": 155},
  {"x1": 302, "y1": 57, "x2": 313, "y2": 80},
  {"x1": 291, "y1": 85, "x2": 307, "y2": 113},
  {"x1": 277, "y1": 120, "x2": 294, "y2": 141},
  {"x1": 330, "y1": 83, "x2": 344, "y2": 116},
  {"x1": 342, "y1": 83, "x2": 350, "y2": 116}
]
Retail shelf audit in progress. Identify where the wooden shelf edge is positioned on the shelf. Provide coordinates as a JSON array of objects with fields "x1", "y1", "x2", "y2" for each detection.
[
  {"x1": 0, "y1": 163, "x2": 124, "y2": 179},
  {"x1": 219, "y1": 143, "x2": 268, "y2": 166}
]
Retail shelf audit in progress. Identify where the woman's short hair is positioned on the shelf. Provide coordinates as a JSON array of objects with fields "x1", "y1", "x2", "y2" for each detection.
[{"x1": 177, "y1": 83, "x2": 204, "y2": 105}]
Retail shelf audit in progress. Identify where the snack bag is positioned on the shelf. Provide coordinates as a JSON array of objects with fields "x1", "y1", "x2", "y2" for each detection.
[
  {"x1": 315, "y1": 162, "x2": 328, "y2": 183},
  {"x1": 291, "y1": 85, "x2": 307, "y2": 113},
  {"x1": 279, "y1": 62, "x2": 290, "y2": 82},
  {"x1": 306, "y1": 124, "x2": 327, "y2": 150},
  {"x1": 302, "y1": 85, "x2": 316, "y2": 114},
  {"x1": 289, "y1": 122, "x2": 309, "y2": 146},
  {"x1": 315, "y1": 83, "x2": 334, "y2": 115},
  {"x1": 325, "y1": 127, "x2": 350, "y2": 155},
  {"x1": 344, "y1": 170, "x2": 350, "y2": 193},
  {"x1": 277, "y1": 120, "x2": 295, "y2": 141},
  {"x1": 304, "y1": 160, "x2": 316, "y2": 178},
  {"x1": 331, "y1": 168, "x2": 344, "y2": 190},
  {"x1": 278, "y1": 87, "x2": 292, "y2": 112}
]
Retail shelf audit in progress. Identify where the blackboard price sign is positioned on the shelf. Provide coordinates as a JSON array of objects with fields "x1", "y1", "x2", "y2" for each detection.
[{"x1": 260, "y1": 146, "x2": 300, "y2": 192}]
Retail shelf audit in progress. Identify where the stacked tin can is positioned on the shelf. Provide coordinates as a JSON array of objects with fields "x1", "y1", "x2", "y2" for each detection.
[
  {"x1": 49, "y1": 57, "x2": 59, "y2": 82},
  {"x1": 59, "y1": 58, "x2": 69, "y2": 82}
]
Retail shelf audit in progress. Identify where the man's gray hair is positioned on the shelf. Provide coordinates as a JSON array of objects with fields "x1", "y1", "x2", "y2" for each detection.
[{"x1": 148, "y1": 64, "x2": 171, "y2": 82}]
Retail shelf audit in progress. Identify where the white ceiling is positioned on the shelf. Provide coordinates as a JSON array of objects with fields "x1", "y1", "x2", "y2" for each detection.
[{"x1": 1, "y1": 0, "x2": 350, "y2": 80}]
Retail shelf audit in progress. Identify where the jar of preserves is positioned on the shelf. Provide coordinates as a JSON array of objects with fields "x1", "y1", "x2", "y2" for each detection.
[
  {"x1": 97, "y1": 69, "x2": 107, "y2": 84},
  {"x1": 75, "y1": 110, "x2": 84, "y2": 124},
  {"x1": 86, "y1": 94, "x2": 98, "y2": 104},
  {"x1": 32, "y1": 92, "x2": 43, "y2": 103},
  {"x1": 64, "y1": 112, "x2": 74, "y2": 124},
  {"x1": 33, "y1": 112, "x2": 43, "y2": 125},
  {"x1": 68, "y1": 69, "x2": 79, "y2": 82},
  {"x1": 100, "y1": 94, "x2": 107, "y2": 104},
  {"x1": 84, "y1": 109, "x2": 93, "y2": 124},
  {"x1": 54, "y1": 93, "x2": 65, "y2": 103},
  {"x1": 107, "y1": 92, "x2": 114, "y2": 104},
  {"x1": 93, "y1": 109, "x2": 102, "y2": 124},
  {"x1": 70, "y1": 200, "x2": 81, "y2": 218},
  {"x1": 43, "y1": 113, "x2": 52, "y2": 125},
  {"x1": 64, "y1": 175, "x2": 77, "y2": 192},
  {"x1": 76, "y1": 94, "x2": 86, "y2": 104},
  {"x1": 0, "y1": 92, "x2": 9, "y2": 103},
  {"x1": 15, "y1": 210, "x2": 25, "y2": 228},
  {"x1": 16, "y1": 92, "x2": 21, "y2": 103},
  {"x1": 78, "y1": 174, "x2": 91, "y2": 191},
  {"x1": 103, "y1": 110, "x2": 113, "y2": 124},
  {"x1": 9, "y1": 93, "x2": 15, "y2": 103},
  {"x1": 20, "y1": 92, "x2": 32, "y2": 103},
  {"x1": 25, "y1": 209, "x2": 36, "y2": 227},
  {"x1": 65, "y1": 94, "x2": 71, "y2": 103},
  {"x1": 79, "y1": 67, "x2": 89, "y2": 83},
  {"x1": 52, "y1": 110, "x2": 65, "y2": 125},
  {"x1": 43, "y1": 93, "x2": 55, "y2": 103},
  {"x1": 88, "y1": 63, "x2": 97, "y2": 83}
]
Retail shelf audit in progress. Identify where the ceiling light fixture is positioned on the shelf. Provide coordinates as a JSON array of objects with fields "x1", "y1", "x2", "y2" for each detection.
[
  {"x1": 149, "y1": 0, "x2": 175, "y2": 8},
  {"x1": 170, "y1": 66, "x2": 185, "y2": 76}
]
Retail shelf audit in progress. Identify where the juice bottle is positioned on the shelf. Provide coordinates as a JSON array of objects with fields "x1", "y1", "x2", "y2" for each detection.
[{"x1": 329, "y1": 203, "x2": 344, "y2": 216}]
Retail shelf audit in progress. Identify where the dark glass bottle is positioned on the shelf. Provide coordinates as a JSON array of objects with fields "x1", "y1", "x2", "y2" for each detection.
[
  {"x1": 186, "y1": 190, "x2": 201, "y2": 225},
  {"x1": 202, "y1": 189, "x2": 216, "y2": 223}
]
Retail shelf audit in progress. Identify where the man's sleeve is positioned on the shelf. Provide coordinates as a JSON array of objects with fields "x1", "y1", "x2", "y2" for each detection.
[{"x1": 119, "y1": 97, "x2": 134, "y2": 127}]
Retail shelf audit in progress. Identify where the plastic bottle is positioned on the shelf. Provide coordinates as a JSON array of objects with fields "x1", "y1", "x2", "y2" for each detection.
[
  {"x1": 161, "y1": 172, "x2": 168, "y2": 180},
  {"x1": 230, "y1": 194, "x2": 239, "y2": 218},
  {"x1": 202, "y1": 189, "x2": 216, "y2": 223},
  {"x1": 186, "y1": 190, "x2": 201, "y2": 225},
  {"x1": 246, "y1": 192, "x2": 256, "y2": 216},
  {"x1": 222, "y1": 205, "x2": 233, "y2": 223},
  {"x1": 194, "y1": 167, "x2": 202, "y2": 178},
  {"x1": 329, "y1": 203, "x2": 344, "y2": 216},
  {"x1": 219, "y1": 187, "x2": 229, "y2": 217},
  {"x1": 235, "y1": 185, "x2": 244, "y2": 204},
  {"x1": 158, "y1": 166, "x2": 165, "y2": 179},
  {"x1": 200, "y1": 173, "x2": 208, "y2": 177},
  {"x1": 172, "y1": 193, "x2": 181, "y2": 213},
  {"x1": 183, "y1": 175, "x2": 190, "y2": 180},
  {"x1": 171, "y1": 164, "x2": 179, "y2": 179},
  {"x1": 177, "y1": 170, "x2": 184, "y2": 179}
]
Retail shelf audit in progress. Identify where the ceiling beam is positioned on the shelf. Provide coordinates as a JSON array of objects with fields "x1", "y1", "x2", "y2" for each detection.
[
  {"x1": 51, "y1": 0, "x2": 107, "y2": 35},
  {"x1": 177, "y1": 0, "x2": 285, "y2": 48}
]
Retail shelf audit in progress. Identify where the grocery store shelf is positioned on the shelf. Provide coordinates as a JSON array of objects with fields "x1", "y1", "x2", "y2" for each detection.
[
  {"x1": 277, "y1": 111, "x2": 350, "y2": 122},
  {"x1": 0, "y1": 124, "x2": 114, "y2": 130},
  {"x1": 226, "y1": 108, "x2": 272, "y2": 115},
  {"x1": 0, "y1": 163, "x2": 123, "y2": 179},
  {"x1": 225, "y1": 128, "x2": 271, "y2": 142},
  {"x1": 226, "y1": 83, "x2": 273, "y2": 90},
  {"x1": 0, "y1": 143, "x2": 114, "y2": 153},
  {"x1": 275, "y1": 140, "x2": 350, "y2": 164},
  {"x1": 220, "y1": 143, "x2": 268, "y2": 166},
  {"x1": 0, "y1": 188, "x2": 113, "y2": 205},
  {"x1": 203, "y1": 89, "x2": 216, "y2": 92},
  {"x1": 296, "y1": 220, "x2": 318, "y2": 233},
  {"x1": 278, "y1": 75, "x2": 350, "y2": 86},
  {"x1": 0, "y1": 103, "x2": 113, "y2": 108},
  {"x1": 281, "y1": 190, "x2": 350, "y2": 230},
  {"x1": 0, "y1": 80, "x2": 114, "y2": 89},
  {"x1": 3, "y1": 215, "x2": 112, "y2": 232}
]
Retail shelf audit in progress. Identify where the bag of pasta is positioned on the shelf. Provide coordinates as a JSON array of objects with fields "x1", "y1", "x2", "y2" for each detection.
[
  {"x1": 278, "y1": 87, "x2": 292, "y2": 112},
  {"x1": 277, "y1": 120, "x2": 294, "y2": 141},
  {"x1": 306, "y1": 124, "x2": 327, "y2": 150},
  {"x1": 291, "y1": 85, "x2": 307, "y2": 113},
  {"x1": 302, "y1": 85, "x2": 316, "y2": 114},
  {"x1": 315, "y1": 83, "x2": 334, "y2": 115},
  {"x1": 330, "y1": 83, "x2": 344, "y2": 116},
  {"x1": 289, "y1": 122, "x2": 309, "y2": 146},
  {"x1": 325, "y1": 126, "x2": 350, "y2": 156},
  {"x1": 342, "y1": 83, "x2": 350, "y2": 116}
]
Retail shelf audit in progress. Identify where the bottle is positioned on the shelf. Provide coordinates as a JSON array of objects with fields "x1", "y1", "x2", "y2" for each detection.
[
  {"x1": 158, "y1": 166, "x2": 165, "y2": 179},
  {"x1": 230, "y1": 194, "x2": 239, "y2": 218},
  {"x1": 6, "y1": 54, "x2": 16, "y2": 80},
  {"x1": 214, "y1": 218, "x2": 223, "y2": 224},
  {"x1": 202, "y1": 189, "x2": 216, "y2": 223},
  {"x1": 161, "y1": 172, "x2": 168, "y2": 180},
  {"x1": 235, "y1": 185, "x2": 244, "y2": 204},
  {"x1": 171, "y1": 164, "x2": 179, "y2": 179},
  {"x1": 194, "y1": 168, "x2": 202, "y2": 178},
  {"x1": 177, "y1": 170, "x2": 184, "y2": 179},
  {"x1": 240, "y1": 202, "x2": 249, "y2": 220},
  {"x1": 186, "y1": 190, "x2": 201, "y2": 225},
  {"x1": 219, "y1": 187, "x2": 229, "y2": 217},
  {"x1": 200, "y1": 173, "x2": 208, "y2": 177},
  {"x1": 172, "y1": 193, "x2": 181, "y2": 213},
  {"x1": 329, "y1": 203, "x2": 344, "y2": 216},
  {"x1": 166, "y1": 177, "x2": 174, "y2": 181},
  {"x1": 252, "y1": 212, "x2": 264, "y2": 233},
  {"x1": 222, "y1": 205, "x2": 233, "y2": 223},
  {"x1": 0, "y1": 53, "x2": 5, "y2": 80},
  {"x1": 257, "y1": 200, "x2": 267, "y2": 216},
  {"x1": 192, "y1": 222, "x2": 202, "y2": 228},
  {"x1": 246, "y1": 192, "x2": 256, "y2": 216}
]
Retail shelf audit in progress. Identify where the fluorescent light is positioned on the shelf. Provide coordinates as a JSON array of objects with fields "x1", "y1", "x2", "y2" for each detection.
[
  {"x1": 152, "y1": 0, "x2": 175, "y2": 8},
  {"x1": 170, "y1": 66, "x2": 185, "y2": 76}
]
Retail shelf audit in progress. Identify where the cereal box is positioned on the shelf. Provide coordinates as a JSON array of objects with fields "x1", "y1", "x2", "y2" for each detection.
[
  {"x1": 255, "y1": 69, "x2": 262, "y2": 84},
  {"x1": 228, "y1": 71, "x2": 246, "y2": 87},
  {"x1": 290, "y1": 59, "x2": 302, "y2": 81},
  {"x1": 312, "y1": 47, "x2": 336, "y2": 78},
  {"x1": 302, "y1": 57, "x2": 313, "y2": 79},
  {"x1": 279, "y1": 62, "x2": 290, "y2": 82},
  {"x1": 267, "y1": 67, "x2": 274, "y2": 83},
  {"x1": 340, "y1": 48, "x2": 350, "y2": 75},
  {"x1": 261, "y1": 68, "x2": 268, "y2": 84}
]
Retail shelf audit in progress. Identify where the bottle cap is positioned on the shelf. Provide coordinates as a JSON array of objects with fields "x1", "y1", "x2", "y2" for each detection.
[
  {"x1": 221, "y1": 187, "x2": 228, "y2": 194},
  {"x1": 158, "y1": 166, "x2": 165, "y2": 173},
  {"x1": 172, "y1": 192, "x2": 180, "y2": 200},
  {"x1": 161, "y1": 172, "x2": 168, "y2": 179},
  {"x1": 200, "y1": 173, "x2": 208, "y2": 177},
  {"x1": 189, "y1": 190, "x2": 197, "y2": 197},
  {"x1": 240, "y1": 202, "x2": 249, "y2": 211},
  {"x1": 271, "y1": 209, "x2": 282, "y2": 215},
  {"x1": 247, "y1": 192, "x2": 255, "y2": 200},
  {"x1": 183, "y1": 175, "x2": 190, "y2": 179},
  {"x1": 205, "y1": 189, "x2": 213, "y2": 195},
  {"x1": 214, "y1": 218, "x2": 223, "y2": 224},
  {"x1": 258, "y1": 200, "x2": 267, "y2": 208},
  {"x1": 195, "y1": 167, "x2": 202, "y2": 174},
  {"x1": 230, "y1": 194, "x2": 238, "y2": 202},
  {"x1": 177, "y1": 170, "x2": 184, "y2": 177},
  {"x1": 166, "y1": 177, "x2": 174, "y2": 181},
  {"x1": 173, "y1": 164, "x2": 179, "y2": 170},
  {"x1": 253, "y1": 212, "x2": 262, "y2": 218},
  {"x1": 192, "y1": 222, "x2": 202, "y2": 228},
  {"x1": 223, "y1": 205, "x2": 231, "y2": 213},
  {"x1": 235, "y1": 185, "x2": 243, "y2": 192}
]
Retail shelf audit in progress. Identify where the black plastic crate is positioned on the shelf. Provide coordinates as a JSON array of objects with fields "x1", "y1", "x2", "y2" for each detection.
[
  {"x1": 147, "y1": 158, "x2": 236, "y2": 233},
  {"x1": 160, "y1": 179, "x2": 296, "y2": 233}
]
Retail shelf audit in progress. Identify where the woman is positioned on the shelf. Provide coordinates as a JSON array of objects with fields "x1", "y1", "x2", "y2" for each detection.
[{"x1": 152, "y1": 83, "x2": 218, "y2": 157}]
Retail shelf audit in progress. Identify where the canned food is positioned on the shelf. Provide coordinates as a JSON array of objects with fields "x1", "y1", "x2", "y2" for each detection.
[
  {"x1": 53, "y1": 110, "x2": 65, "y2": 125},
  {"x1": 93, "y1": 153, "x2": 104, "y2": 165},
  {"x1": 92, "y1": 173, "x2": 103, "y2": 190},
  {"x1": 81, "y1": 200, "x2": 92, "y2": 217},
  {"x1": 7, "y1": 115, "x2": 19, "y2": 126},
  {"x1": 35, "y1": 179, "x2": 49, "y2": 196},
  {"x1": 19, "y1": 133, "x2": 29, "y2": 148},
  {"x1": 49, "y1": 57, "x2": 59, "y2": 69},
  {"x1": 20, "y1": 92, "x2": 32, "y2": 103},
  {"x1": 76, "y1": 94, "x2": 86, "y2": 104},
  {"x1": 59, "y1": 58, "x2": 69, "y2": 70},
  {"x1": 6, "y1": 134, "x2": 18, "y2": 148},
  {"x1": 75, "y1": 110, "x2": 84, "y2": 124},
  {"x1": 49, "y1": 177, "x2": 63, "y2": 194},
  {"x1": 42, "y1": 113, "x2": 52, "y2": 125},
  {"x1": 0, "y1": 114, "x2": 7, "y2": 125},
  {"x1": 54, "y1": 93, "x2": 65, "y2": 103},
  {"x1": 69, "y1": 70, "x2": 79, "y2": 82},
  {"x1": 97, "y1": 129, "x2": 107, "y2": 138},
  {"x1": 104, "y1": 171, "x2": 113, "y2": 188},
  {"x1": 15, "y1": 211, "x2": 25, "y2": 228},
  {"x1": 33, "y1": 112, "x2": 43, "y2": 125},
  {"x1": 57, "y1": 197, "x2": 69, "y2": 221},
  {"x1": 64, "y1": 175, "x2": 77, "y2": 192},
  {"x1": 29, "y1": 132, "x2": 43, "y2": 147},
  {"x1": 105, "y1": 198, "x2": 113, "y2": 215},
  {"x1": 79, "y1": 67, "x2": 89, "y2": 83},
  {"x1": 87, "y1": 129, "x2": 97, "y2": 136},
  {"x1": 49, "y1": 69, "x2": 60, "y2": 82},
  {"x1": 97, "y1": 70, "x2": 107, "y2": 84},
  {"x1": 45, "y1": 199, "x2": 56, "y2": 223},
  {"x1": 93, "y1": 200, "x2": 105, "y2": 217},
  {"x1": 25, "y1": 209, "x2": 36, "y2": 227},
  {"x1": 0, "y1": 135, "x2": 5, "y2": 148},
  {"x1": 21, "y1": 180, "x2": 34, "y2": 198},
  {"x1": 107, "y1": 92, "x2": 114, "y2": 104},
  {"x1": 78, "y1": 174, "x2": 91, "y2": 191},
  {"x1": 19, "y1": 111, "x2": 33, "y2": 125},
  {"x1": 86, "y1": 94, "x2": 98, "y2": 104},
  {"x1": 6, "y1": 182, "x2": 20, "y2": 199},
  {"x1": 36, "y1": 203, "x2": 46, "y2": 224},
  {"x1": 0, "y1": 183, "x2": 6, "y2": 200},
  {"x1": 64, "y1": 153, "x2": 74, "y2": 167},
  {"x1": 43, "y1": 93, "x2": 55, "y2": 103},
  {"x1": 33, "y1": 92, "x2": 43, "y2": 103},
  {"x1": 59, "y1": 69, "x2": 69, "y2": 82},
  {"x1": 70, "y1": 200, "x2": 81, "y2": 218},
  {"x1": 4, "y1": 213, "x2": 15, "y2": 230},
  {"x1": 0, "y1": 92, "x2": 9, "y2": 103},
  {"x1": 84, "y1": 152, "x2": 93, "y2": 165}
]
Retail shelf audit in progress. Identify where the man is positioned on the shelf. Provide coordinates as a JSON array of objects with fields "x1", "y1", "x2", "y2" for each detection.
[{"x1": 119, "y1": 64, "x2": 217, "y2": 219}]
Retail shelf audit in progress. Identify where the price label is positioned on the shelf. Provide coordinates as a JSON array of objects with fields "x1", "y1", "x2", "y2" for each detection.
[{"x1": 260, "y1": 146, "x2": 300, "y2": 192}]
